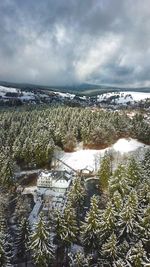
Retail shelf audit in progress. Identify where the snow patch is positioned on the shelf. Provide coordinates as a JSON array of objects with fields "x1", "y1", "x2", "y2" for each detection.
[
  {"x1": 58, "y1": 138, "x2": 148, "y2": 171},
  {"x1": 97, "y1": 91, "x2": 150, "y2": 104},
  {"x1": 112, "y1": 138, "x2": 146, "y2": 153}
]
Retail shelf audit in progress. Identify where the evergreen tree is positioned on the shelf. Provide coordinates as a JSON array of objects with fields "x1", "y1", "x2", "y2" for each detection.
[
  {"x1": 68, "y1": 177, "x2": 86, "y2": 223},
  {"x1": 118, "y1": 190, "x2": 139, "y2": 241},
  {"x1": 99, "y1": 201, "x2": 117, "y2": 244},
  {"x1": 54, "y1": 203, "x2": 78, "y2": 265},
  {"x1": 112, "y1": 191, "x2": 123, "y2": 212},
  {"x1": 15, "y1": 217, "x2": 30, "y2": 265},
  {"x1": 0, "y1": 160, "x2": 14, "y2": 188},
  {"x1": 126, "y1": 241, "x2": 150, "y2": 267},
  {"x1": 0, "y1": 229, "x2": 5, "y2": 267},
  {"x1": 101, "y1": 233, "x2": 118, "y2": 265},
  {"x1": 126, "y1": 157, "x2": 142, "y2": 187},
  {"x1": 69, "y1": 252, "x2": 92, "y2": 267},
  {"x1": 29, "y1": 214, "x2": 54, "y2": 267},
  {"x1": 109, "y1": 164, "x2": 130, "y2": 198},
  {"x1": 98, "y1": 152, "x2": 112, "y2": 193},
  {"x1": 4, "y1": 233, "x2": 14, "y2": 267},
  {"x1": 81, "y1": 195, "x2": 101, "y2": 253},
  {"x1": 138, "y1": 206, "x2": 150, "y2": 252},
  {"x1": 142, "y1": 149, "x2": 150, "y2": 179}
]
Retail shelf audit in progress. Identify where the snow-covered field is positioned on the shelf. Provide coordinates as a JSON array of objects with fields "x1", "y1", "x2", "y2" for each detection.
[
  {"x1": 54, "y1": 91, "x2": 75, "y2": 99},
  {"x1": 0, "y1": 85, "x2": 36, "y2": 100},
  {"x1": 97, "y1": 91, "x2": 150, "y2": 104},
  {"x1": 0, "y1": 85, "x2": 19, "y2": 97},
  {"x1": 58, "y1": 138, "x2": 148, "y2": 171},
  {"x1": 121, "y1": 91, "x2": 150, "y2": 101}
]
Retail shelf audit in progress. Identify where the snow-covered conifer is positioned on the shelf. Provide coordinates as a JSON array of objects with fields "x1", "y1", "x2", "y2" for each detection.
[
  {"x1": 118, "y1": 190, "x2": 139, "y2": 240},
  {"x1": 109, "y1": 164, "x2": 130, "y2": 198},
  {"x1": 68, "y1": 177, "x2": 86, "y2": 222},
  {"x1": 126, "y1": 157, "x2": 142, "y2": 187},
  {"x1": 101, "y1": 233, "x2": 118, "y2": 264},
  {"x1": 81, "y1": 195, "x2": 101, "y2": 253},
  {"x1": 98, "y1": 152, "x2": 112, "y2": 192},
  {"x1": 29, "y1": 214, "x2": 54, "y2": 267},
  {"x1": 15, "y1": 217, "x2": 30, "y2": 260},
  {"x1": 69, "y1": 252, "x2": 92, "y2": 267},
  {"x1": 99, "y1": 201, "x2": 117, "y2": 243},
  {"x1": 0, "y1": 230, "x2": 5, "y2": 266},
  {"x1": 126, "y1": 241, "x2": 150, "y2": 267}
]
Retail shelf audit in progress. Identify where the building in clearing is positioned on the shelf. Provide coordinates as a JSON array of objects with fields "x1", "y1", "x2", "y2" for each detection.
[{"x1": 37, "y1": 170, "x2": 73, "y2": 193}]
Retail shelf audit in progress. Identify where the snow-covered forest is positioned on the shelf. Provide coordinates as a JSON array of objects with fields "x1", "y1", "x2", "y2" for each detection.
[{"x1": 0, "y1": 105, "x2": 150, "y2": 266}]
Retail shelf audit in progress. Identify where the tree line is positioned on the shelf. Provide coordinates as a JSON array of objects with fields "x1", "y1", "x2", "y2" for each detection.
[{"x1": 0, "y1": 106, "x2": 150, "y2": 187}]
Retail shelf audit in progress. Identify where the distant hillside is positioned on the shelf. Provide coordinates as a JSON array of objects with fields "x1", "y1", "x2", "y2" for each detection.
[{"x1": 0, "y1": 80, "x2": 150, "y2": 96}]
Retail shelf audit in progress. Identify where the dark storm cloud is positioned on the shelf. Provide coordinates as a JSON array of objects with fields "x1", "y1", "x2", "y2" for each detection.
[{"x1": 0, "y1": 0, "x2": 150, "y2": 86}]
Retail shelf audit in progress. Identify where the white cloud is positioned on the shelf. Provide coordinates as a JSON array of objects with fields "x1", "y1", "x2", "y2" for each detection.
[{"x1": 74, "y1": 35, "x2": 121, "y2": 81}]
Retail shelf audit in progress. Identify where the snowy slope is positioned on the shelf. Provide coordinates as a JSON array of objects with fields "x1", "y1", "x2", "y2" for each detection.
[
  {"x1": 97, "y1": 91, "x2": 150, "y2": 104},
  {"x1": 0, "y1": 85, "x2": 19, "y2": 97},
  {"x1": 58, "y1": 138, "x2": 148, "y2": 171}
]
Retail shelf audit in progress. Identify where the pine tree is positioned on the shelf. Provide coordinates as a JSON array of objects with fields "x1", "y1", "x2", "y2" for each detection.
[
  {"x1": 98, "y1": 152, "x2": 112, "y2": 192},
  {"x1": 68, "y1": 177, "x2": 86, "y2": 223},
  {"x1": 4, "y1": 233, "x2": 14, "y2": 267},
  {"x1": 54, "y1": 202, "x2": 78, "y2": 265},
  {"x1": 29, "y1": 214, "x2": 54, "y2": 267},
  {"x1": 81, "y1": 195, "x2": 101, "y2": 253},
  {"x1": 99, "y1": 201, "x2": 117, "y2": 244},
  {"x1": 118, "y1": 190, "x2": 139, "y2": 241},
  {"x1": 101, "y1": 233, "x2": 118, "y2": 265},
  {"x1": 109, "y1": 164, "x2": 130, "y2": 198},
  {"x1": 60, "y1": 202, "x2": 78, "y2": 245},
  {"x1": 112, "y1": 191, "x2": 123, "y2": 212},
  {"x1": 68, "y1": 252, "x2": 92, "y2": 267},
  {"x1": 126, "y1": 157, "x2": 142, "y2": 187},
  {"x1": 142, "y1": 149, "x2": 150, "y2": 179},
  {"x1": 15, "y1": 217, "x2": 30, "y2": 265},
  {"x1": 126, "y1": 241, "x2": 150, "y2": 267},
  {"x1": 138, "y1": 181, "x2": 150, "y2": 208},
  {"x1": 0, "y1": 160, "x2": 14, "y2": 189},
  {"x1": 138, "y1": 205, "x2": 150, "y2": 252},
  {"x1": 0, "y1": 229, "x2": 5, "y2": 267}
]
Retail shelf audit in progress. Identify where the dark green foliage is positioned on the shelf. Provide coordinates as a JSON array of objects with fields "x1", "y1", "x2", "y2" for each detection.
[
  {"x1": 54, "y1": 203, "x2": 78, "y2": 248},
  {"x1": 0, "y1": 230, "x2": 5, "y2": 266},
  {"x1": 81, "y1": 195, "x2": 101, "y2": 253},
  {"x1": 29, "y1": 214, "x2": 54, "y2": 267},
  {"x1": 98, "y1": 152, "x2": 112, "y2": 192},
  {"x1": 15, "y1": 217, "x2": 30, "y2": 258},
  {"x1": 68, "y1": 177, "x2": 86, "y2": 222}
]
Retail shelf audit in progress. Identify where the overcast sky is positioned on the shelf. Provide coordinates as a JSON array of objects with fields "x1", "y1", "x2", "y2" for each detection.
[{"x1": 0, "y1": 0, "x2": 150, "y2": 87}]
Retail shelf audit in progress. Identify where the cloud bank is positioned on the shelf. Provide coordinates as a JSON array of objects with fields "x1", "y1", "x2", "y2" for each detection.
[{"x1": 0, "y1": 0, "x2": 150, "y2": 86}]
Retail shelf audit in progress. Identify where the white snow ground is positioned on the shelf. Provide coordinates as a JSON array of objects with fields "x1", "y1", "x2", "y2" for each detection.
[
  {"x1": 58, "y1": 138, "x2": 148, "y2": 171},
  {"x1": 121, "y1": 91, "x2": 150, "y2": 101},
  {"x1": 97, "y1": 91, "x2": 150, "y2": 104},
  {"x1": 0, "y1": 85, "x2": 19, "y2": 97}
]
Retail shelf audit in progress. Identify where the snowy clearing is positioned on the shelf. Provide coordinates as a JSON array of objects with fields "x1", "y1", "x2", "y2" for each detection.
[{"x1": 58, "y1": 138, "x2": 148, "y2": 171}]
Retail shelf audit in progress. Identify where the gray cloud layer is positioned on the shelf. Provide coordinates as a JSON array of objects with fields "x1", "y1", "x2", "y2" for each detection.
[{"x1": 0, "y1": 0, "x2": 150, "y2": 86}]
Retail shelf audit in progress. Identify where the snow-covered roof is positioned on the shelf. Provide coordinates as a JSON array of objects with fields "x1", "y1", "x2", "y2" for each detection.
[{"x1": 37, "y1": 170, "x2": 72, "y2": 189}]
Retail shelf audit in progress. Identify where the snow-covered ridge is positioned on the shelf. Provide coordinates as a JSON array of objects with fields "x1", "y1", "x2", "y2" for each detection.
[
  {"x1": 0, "y1": 85, "x2": 76, "y2": 101},
  {"x1": 0, "y1": 85, "x2": 150, "y2": 105},
  {"x1": 97, "y1": 91, "x2": 150, "y2": 104},
  {"x1": 54, "y1": 91, "x2": 75, "y2": 99},
  {"x1": 0, "y1": 85, "x2": 19, "y2": 97}
]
